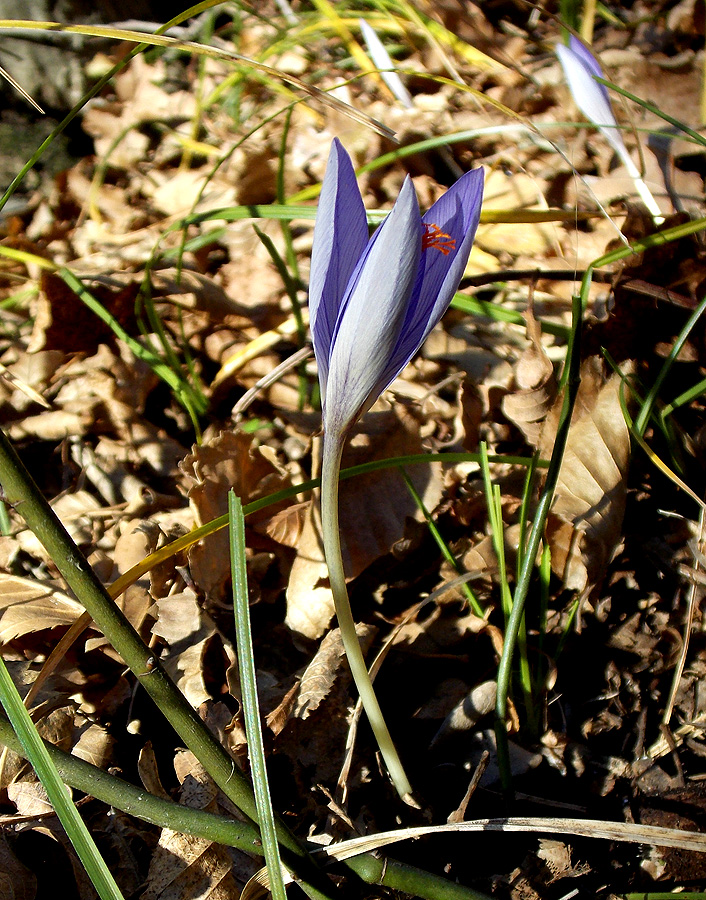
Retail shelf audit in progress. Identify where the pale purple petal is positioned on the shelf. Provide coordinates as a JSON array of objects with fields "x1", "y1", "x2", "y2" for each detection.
[
  {"x1": 556, "y1": 39, "x2": 627, "y2": 160},
  {"x1": 309, "y1": 138, "x2": 369, "y2": 391},
  {"x1": 370, "y1": 167, "x2": 484, "y2": 397},
  {"x1": 568, "y1": 35, "x2": 605, "y2": 84},
  {"x1": 323, "y1": 177, "x2": 422, "y2": 435}
]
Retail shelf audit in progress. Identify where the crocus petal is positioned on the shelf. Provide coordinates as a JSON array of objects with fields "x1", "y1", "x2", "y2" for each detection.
[
  {"x1": 555, "y1": 39, "x2": 627, "y2": 160},
  {"x1": 372, "y1": 167, "x2": 484, "y2": 397},
  {"x1": 567, "y1": 35, "x2": 605, "y2": 84},
  {"x1": 309, "y1": 138, "x2": 369, "y2": 392},
  {"x1": 323, "y1": 176, "x2": 422, "y2": 435}
]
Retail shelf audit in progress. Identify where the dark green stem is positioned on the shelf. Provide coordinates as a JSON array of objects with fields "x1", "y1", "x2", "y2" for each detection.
[
  {"x1": 0, "y1": 711, "x2": 493, "y2": 900},
  {"x1": 0, "y1": 427, "x2": 332, "y2": 900}
]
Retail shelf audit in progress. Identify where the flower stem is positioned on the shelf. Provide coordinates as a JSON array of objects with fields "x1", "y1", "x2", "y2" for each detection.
[{"x1": 320, "y1": 432, "x2": 413, "y2": 800}]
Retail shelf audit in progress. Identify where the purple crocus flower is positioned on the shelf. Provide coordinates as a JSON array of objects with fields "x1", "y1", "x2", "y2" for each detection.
[
  {"x1": 556, "y1": 36, "x2": 662, "y2": 221},
  {"x1": 310, "y1": 138, "x2": 484, "y2": 438},
  {"x1": 307, "y1": 138, "x2": 483, "y2": 798}
]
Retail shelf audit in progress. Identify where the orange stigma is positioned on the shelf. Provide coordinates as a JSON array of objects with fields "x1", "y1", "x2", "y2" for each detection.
[{"x1": 422, "y1": 223, "x2": 456, "y2": 255}]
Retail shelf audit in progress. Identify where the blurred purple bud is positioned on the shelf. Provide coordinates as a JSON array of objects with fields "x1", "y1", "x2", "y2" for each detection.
[{"x1": 556, "y1": 35, "x2": 627, "y2": 159}]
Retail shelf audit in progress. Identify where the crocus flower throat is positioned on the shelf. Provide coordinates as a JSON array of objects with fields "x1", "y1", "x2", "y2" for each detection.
[{"x1": 422, "y1": 223, "x2": 456, "y2": 255}]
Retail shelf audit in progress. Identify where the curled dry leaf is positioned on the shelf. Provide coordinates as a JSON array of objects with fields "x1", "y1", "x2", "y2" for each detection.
[
  {"x1": 540, "y1": 357, "x2": 632, "y2": 593},
  {"x1": 33, "y1": 272, "x2": 139, "y2": 355},
  {"x1": 141, "y1": 749, "x2": 245, "y2": 900},
  {"x1": 6, "y1": 782, "x2": 55, "y2": 817},
  {"x1": 430, "y1": 679, "x2": 498, "y2": 747},
  {"x1": 293, "y1": 624, "x2": 376, "y2": 722},
  {"x1": 537, "y1": 839, "x2": 591, "y2": 882},
  {"x1": 502, "y1": 305, "x2": 557, "y2": 445},
  {"x1": 111, "y1": 520, "x2": 162, "y2": 633},
  {"x1": 71, "y1": 722, "x2": 115, "y2": 769}
]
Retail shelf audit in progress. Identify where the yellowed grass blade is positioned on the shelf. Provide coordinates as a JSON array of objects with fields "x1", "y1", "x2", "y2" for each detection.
[
  {"x1": 319, "y1": 817, "x2": 706, "y2": 859},
  {"x1": 0, "y1": 20, "x2": 395, "y2": 140},
  {"x1": 0, "y1": 64, "x2": 43, "y2": 113}
]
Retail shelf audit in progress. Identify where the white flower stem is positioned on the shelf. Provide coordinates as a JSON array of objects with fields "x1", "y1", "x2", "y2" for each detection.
[{"x1": 320, "y1": 432, "x2": 414, "y2": 801}]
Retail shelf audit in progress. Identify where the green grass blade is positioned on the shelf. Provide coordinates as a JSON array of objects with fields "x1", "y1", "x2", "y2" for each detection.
[
  {"x1": 59, "y1": 268, "x2": 204, "y2": 430},
  {"x1": 0, "y1": 655, "x2": 125, "y2": 900},
  {"x1": 229, "y1": 492, "x2": 288, "y2": 900},
  {"x1": 495, "y1": 293, "x2": 584, "y2": 795},
  {"x1": 595, "y1": 76, "x2": 706, "y2": 149},
  {"x1": 479, "y1": 442, "x2": 512, "y2": 622},
  {"x1": 451, "y1": 294, "x2": 570, "y2": 338},
  {"x1": 400, "y1": 468, "x2": 483, "y2": 617},
  {"x1": 634, "y1": 293, "x2": 706, "y2": 437}
]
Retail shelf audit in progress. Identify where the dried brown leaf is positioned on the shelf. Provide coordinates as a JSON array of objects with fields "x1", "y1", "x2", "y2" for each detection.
[
  {"x1": 142, "y1": 750, "x2": 254, "y2": 900},
  {"x1": 112, "y1": 520, "x2": 161, "y2": 631},
  {"x1": 474, "y1": 169, "x2": 556, "y2": 257},
  {"x1": 502, "y1": 306, "x2": 557, "y2": 445},
  {"x1": 151, "y1": 590, "x2": 236, "y2": 708},
  {"x1": 293, "y1": 624, "x2": 375, "y2": 722},
  {"x1": 541, "y1": 358, "x2": 632, "y2": 592},
  {"x1": 181, "y1": 429, "x2": 291, "y2": 600},
  {"x1": 32, "y1": 272, "x2": 139, "y2": 355},
  {"x1": 0, "y1": 575, "x2": 83, "y2": 643},
  {"x1": 265, "y1": 501, "x2": 308, "y2": 548},
  {"x1": 6, "y1": 781, "x2": 55, "y2": 816},
  {"x1": 0, "y1": 349, "x2": 63, "y2": 416},
  {"x1": 537, "y1": 839, "x2": 590, "y2": 882},
  {"x1": 137, "y1": 741, "x2": 171, "y2": 801},
  {"x1": 71, "y1": 723, "x2": 115, "y2": 770}
]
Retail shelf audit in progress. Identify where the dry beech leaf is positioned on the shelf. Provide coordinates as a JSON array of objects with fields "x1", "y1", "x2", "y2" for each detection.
[
  {"x1": 0, "y1": 349, "x2": 64, "y2": 415},
  {"x1": 281, "y1": 500, "x2": 331, "y2": 640},
  {"x1": 146, "y1": 168, "x2": 237, "y2": 218},
  {"x1": 474, "y1": 168, "x2": 555, "y2": 257},
  {"x1": 537, "y1": 839, "x2": 590, "y2": 882},
  {"x1": 285, "y1": 406, "x2": 444, "y2": 639},
  {"x1": 138, "y1": 741, "x2": 171, "y2": 801},
  {"x1": 181, "y1": 430, "x2": 291, "y2": 600},
  {"x1": 293, "y1": 624, "x2": 375, "y2": 722},
  {"x1": 6, "y1": 781, "x2": 55, "y2": 816},
  {"x1": 265, "y1": 681, "x2": 299, "y2": 737},
  {"x1": 540, "y1": 358, "x2": 632, "y2": 593},
  {"x1": 71, "y1": 723, "x2": 115, "y2": 769},
  {"x1": 502, "y1": 306, "x2": 557, "y2": 445},
  {"x1": 6, "y1": 343, "x2": 158, "y2": 448},
  {"x1": 150, "y1": 268, "x2": 242, "y2": 317},
  {"x1": 32, "y1": 271, "x2": 139, "y2": 355},
  {"x1": 0, "y1": 575, "x2": 83, "y2": 643},
  {"x1": 141, "y1": 751, "x2": 242, "y2": 900},
  {"x1": 265, "y1": 501, "x2": 308, "y2": 548},
  {"x1": 111, "y1": 520, "x2": 161, "y2": 632},
  {"x1": 83, "y1": 55, "x2": 196, "y2": 166},
  {"x1": 151, "y1": 590, "x2": 237, "y2": 708}
]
